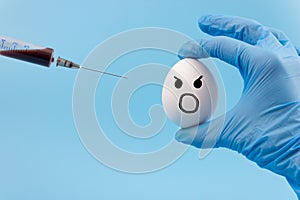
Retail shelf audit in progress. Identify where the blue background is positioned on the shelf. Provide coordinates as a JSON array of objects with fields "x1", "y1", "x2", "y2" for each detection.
[{"x1": 1, "y1": 0, "x2": 300, "y2": 199}]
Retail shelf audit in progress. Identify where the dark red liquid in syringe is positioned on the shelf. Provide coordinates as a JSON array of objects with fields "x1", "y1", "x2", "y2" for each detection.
[{"x1": 0, "y1": 48, "x2": 54, "y2": 67}]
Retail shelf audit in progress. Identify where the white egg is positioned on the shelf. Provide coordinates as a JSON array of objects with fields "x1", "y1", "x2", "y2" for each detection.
[{"x1": 162, "y1": 58, "x2": 218, "y2": 128}]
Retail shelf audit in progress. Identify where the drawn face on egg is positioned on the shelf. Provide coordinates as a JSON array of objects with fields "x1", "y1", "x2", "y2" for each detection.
[
  {"x1": 162, "y1": 58, "x2": 218, "y2": 128},
  {"x1": 174, "y1": 75, "x2": 203, "y2": 114}
]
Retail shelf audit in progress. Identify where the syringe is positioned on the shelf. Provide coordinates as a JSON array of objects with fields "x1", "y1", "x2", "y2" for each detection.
[{"x1": 0, "y1": 36, "x2": 127, "y2": 79}]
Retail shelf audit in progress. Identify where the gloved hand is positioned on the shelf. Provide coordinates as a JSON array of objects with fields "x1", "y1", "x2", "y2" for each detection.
[{"x1": 176, "y1": 14, "x2": 300, "y2": 198}]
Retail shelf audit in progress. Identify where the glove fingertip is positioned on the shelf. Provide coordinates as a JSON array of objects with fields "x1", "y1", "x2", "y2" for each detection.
[
  {"x1": 175, "y1": 126, "x2": 204, "y2": 148},
  {"x1": 198, "y1": 14, "x2": 226, "y2": 33},
  {"x1": 198, "y1": 14, "x2": 211, "y2": 23},
  {"x1": 295, "y1": 45, "x2": 300, "y2": 56},
  {"x1": 198, "y1": 13, "x2": 221, "y2": 24},
  {"x1": 175, "y1": 129, "x2": 193, "y2": 144},
  {"x1": 198, "y1": 14, "x2": 213, "y2": 33},
  {"x1": 178, "y1": 40, "x2": 209, "y2": 60}
]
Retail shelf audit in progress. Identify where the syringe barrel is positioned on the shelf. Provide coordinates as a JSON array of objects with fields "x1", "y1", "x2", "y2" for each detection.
[{"x1": 0, "y1": 36, "x2": 54, "y2": 67}]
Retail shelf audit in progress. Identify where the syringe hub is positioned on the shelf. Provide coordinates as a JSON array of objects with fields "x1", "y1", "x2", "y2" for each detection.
[{"x1": 56, "y1": 56, "x2": 80, "y2": 69}]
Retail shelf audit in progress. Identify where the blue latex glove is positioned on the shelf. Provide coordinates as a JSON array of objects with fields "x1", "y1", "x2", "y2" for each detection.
[{"x1": 176, "y1": 14, "x2": 300, "y2": 198}]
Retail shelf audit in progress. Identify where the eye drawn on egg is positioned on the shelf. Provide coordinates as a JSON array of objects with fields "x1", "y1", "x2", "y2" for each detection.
[
  {"x1": 193, "y1": 75, "x2": 203, "y2": 89},
  {"x1": 174, "y1": 76, "x2": 183, "y2": 89}
]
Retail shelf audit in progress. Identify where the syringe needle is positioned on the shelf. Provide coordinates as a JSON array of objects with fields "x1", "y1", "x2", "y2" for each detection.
[
  {"x1": 56, "y1": 57, "x2": 127, "y2": 79},
  {"x1": 80, "y1": 66, "x2": 128, "y2": 79}
]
